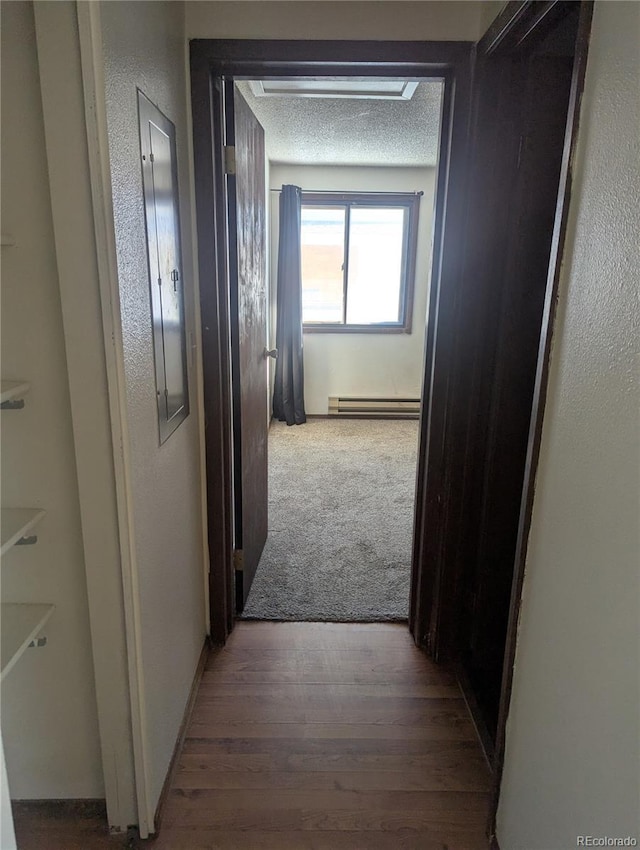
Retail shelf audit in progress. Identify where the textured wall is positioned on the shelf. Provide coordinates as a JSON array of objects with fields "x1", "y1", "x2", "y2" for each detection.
[
  {"x1": 497, "y1": 2, "x2": 640, "y2": 847},
  {"x1": 186, "y1": 1, "x2": 485, "y2": 41},
  {"x1": 100, "y1": 0, "x2": 206, "y2": 812},
  {"x1": 270, "y1": 164, "x2": 436, "y2": 414},
  {"x1": 0, "y1": 0, "x2": 103, "y2": 798}
]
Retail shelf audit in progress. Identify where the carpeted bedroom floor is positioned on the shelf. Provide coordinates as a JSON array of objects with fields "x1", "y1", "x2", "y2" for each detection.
[{"x1": 242, "y1": 418, "x2": 419, "y2": 621}]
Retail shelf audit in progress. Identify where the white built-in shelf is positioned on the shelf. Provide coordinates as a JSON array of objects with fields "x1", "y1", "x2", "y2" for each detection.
[
  {"x1": 0, "y1": 235, "x2": 15, "y2": 247},
  {"x1": 1, "y1": 603, "x2": 55, "y2": 681},
  {"x1": 1, "y1": 509, "x2": 46, "y2": 556},
  {"x1": 0, "y1": 381, "x2": 30, "y2": 407}
]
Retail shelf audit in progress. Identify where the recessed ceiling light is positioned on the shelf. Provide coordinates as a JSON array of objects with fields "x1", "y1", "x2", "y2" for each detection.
[{"x1": 248, "y1": 80, "x2": 419, "y2": 101}]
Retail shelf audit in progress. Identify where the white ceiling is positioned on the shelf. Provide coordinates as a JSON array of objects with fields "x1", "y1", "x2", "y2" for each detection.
[{"x1": 235, "y1": 80, "x2": 443, "y2": 167}]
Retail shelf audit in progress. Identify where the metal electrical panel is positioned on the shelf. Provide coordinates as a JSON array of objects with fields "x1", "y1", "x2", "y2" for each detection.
[{"x1": 138, "y1": 90, "x2": 190, "y2": 443}]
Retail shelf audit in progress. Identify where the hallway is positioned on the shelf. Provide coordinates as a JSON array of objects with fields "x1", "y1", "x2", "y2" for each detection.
[{"x1": 155, "y1": 622, "x2": 491, "y2": 849}]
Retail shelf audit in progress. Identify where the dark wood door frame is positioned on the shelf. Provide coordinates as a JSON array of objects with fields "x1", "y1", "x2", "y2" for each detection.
[
  {"x1": 189, "y1": 39, "x2": 474, "y2": 646},
  {"x1": 478, "y1": 2, "x2": 594, "y2": 842},
  {"x1": 191, "y1": 63, "x2": 235, "y2": 642},
  {"x1": 414, "y1": 1, "x2": 593, "y2": 669}
]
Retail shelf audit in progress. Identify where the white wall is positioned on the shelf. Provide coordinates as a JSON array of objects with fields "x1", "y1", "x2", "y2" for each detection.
[
  {"x1": 186, "y1": 0, "x2": 485, "y2": 41},
  {"x1": 269, "y1": 164, "x2": 435, "y2": 414},
  {"x1": 32, "y1": 1, "x2": 139, "y2": 827},
  {"x1": 0, "y1": 736, "x2": 16, "y2": 850},
  {"x1": 497, "y1": 3, "x2": 640, "y2": 847},
  {"x1": 100, "y1": 0, "x2": 206, "y2": 815},
  {"x1": 0, "y1": 0, "x2": 103, "y2": 798}
]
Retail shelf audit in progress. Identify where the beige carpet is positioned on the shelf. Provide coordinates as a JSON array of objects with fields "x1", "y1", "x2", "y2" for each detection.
[{"x1": 242, "y1": 418, "x2": 419, "y2": 621}]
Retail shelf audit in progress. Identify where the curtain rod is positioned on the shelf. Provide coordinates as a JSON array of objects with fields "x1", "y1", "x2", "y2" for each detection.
[{"x1": 269, "y1": 189, "x2": 424, "y2": 196}]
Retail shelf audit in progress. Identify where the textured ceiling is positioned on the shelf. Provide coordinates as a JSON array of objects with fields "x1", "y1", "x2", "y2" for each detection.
[{"x1": 236, "y1": 80, "x2": 443, "y2": 167}]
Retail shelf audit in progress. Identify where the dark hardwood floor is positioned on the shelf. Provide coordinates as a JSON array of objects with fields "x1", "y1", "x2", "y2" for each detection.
[
  {"x1": 14, "y1": 622, "x2": 491, "y2": 849},
  {"x1": 12, "y1": 800, "x2": 128, "y2": 849},
  {"x1": 157, "y1": 622, "x2": 491, "y2": 849}
]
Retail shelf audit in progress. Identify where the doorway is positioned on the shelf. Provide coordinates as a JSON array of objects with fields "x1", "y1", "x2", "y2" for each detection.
[
  {"x1": 190, "y1": 4, "x2": 592, "y2": 834},
  {"x1": 190, "y1": 39, "x2": 472, "y2": 647},
  {"x1": 229, "y1": 78, "x2": 444, "y2": 622}
]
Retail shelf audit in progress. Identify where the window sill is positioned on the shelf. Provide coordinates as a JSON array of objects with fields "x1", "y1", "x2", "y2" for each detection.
[{"x1": 303, "y1": 324, "x2": 412, "y2": 335}]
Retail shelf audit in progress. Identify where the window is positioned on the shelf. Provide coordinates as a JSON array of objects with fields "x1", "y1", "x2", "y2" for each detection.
[{"x1": 301, "y1": 192, "x2": 420, "y2": 333}]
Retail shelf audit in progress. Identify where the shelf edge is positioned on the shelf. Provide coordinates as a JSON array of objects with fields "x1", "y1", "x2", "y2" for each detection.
[
  {"x1": 0, "y1": 604, "x2": 55, "y2": 681},
  {"x1": 0, "y1": 509, "x2": 47, "y2": 557}
]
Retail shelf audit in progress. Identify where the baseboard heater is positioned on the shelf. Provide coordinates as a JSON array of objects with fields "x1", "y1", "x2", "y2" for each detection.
[{"x1": 328, "y1": 396, "x2": 421, "y2": 419}]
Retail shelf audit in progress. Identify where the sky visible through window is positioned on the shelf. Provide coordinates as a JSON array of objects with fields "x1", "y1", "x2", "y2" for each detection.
[{"x1": 301, "y1": 204, "x2": 405, "y2": 325}]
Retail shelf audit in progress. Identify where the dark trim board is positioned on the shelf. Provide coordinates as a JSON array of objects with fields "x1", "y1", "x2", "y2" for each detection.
[
  {"x1": 190, "y1": 38, "x2": 472, "y2": 76},
  {"x1": 479, "y1": 0, "x2": 568, "y2": 55},
  {"x1": 408, "y1": 59, "x2": 471, "y2": 653},
  {"x1": 190, "y1": 58, "x2": 235, "y2": 643},
  {"x1": 456, "y1": 662, "x2": 495, "y2": 768},
  {"x1": 11, "y1": 799, "x2": 108, "y2": 818}
]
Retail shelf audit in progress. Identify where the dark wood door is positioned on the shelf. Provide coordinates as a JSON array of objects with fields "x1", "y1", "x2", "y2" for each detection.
[
  {"x1": 227, "y1": 84, "x2": 268, "y2": 612},
  {"x1": 455, "y1": 7, "x2": 579, "y2": 745}
]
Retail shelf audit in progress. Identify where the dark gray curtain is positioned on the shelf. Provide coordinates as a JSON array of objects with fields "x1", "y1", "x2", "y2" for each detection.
[{"x1": 273, "y1": 184, "x2": 307, "y2": 426}]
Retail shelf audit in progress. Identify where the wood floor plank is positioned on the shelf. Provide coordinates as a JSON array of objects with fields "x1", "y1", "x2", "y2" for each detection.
[
  {"x1": 161, "y1": 799, "x2": 488, "y2": 831},
  {"x1": 176, "y1": 747, "x2": 489, "y2": 773},
  {"x1": 194, "y1": 692, "x2": 465, "y2": 708},
  {"x1": 167, "y1": 787, "x2": 490, "y2": 810},
  {"x1": 196, "y1": 680, "x2": 461, "y2": 698},
  {"x1": 173, "y1": 766, "x2": 490, "y2": 792},
  {"x1": 187, "y1": 720, "x2": 477, "y2": 741},
  {"x1": 200, "y1": 666, "x2": 458, "y2": 685},
  {"x1": 189, "y1": 696, "x2": 471, "y2": 726},
  {"x1": 207, "y1": 647, "x2": 434, "y2": 667},
  {"x1": 181, "y1": 736, "x2": 484, "y2": 757},
  {"x1": 152, "y1": 827, "x2": 489, "y2": 850}
]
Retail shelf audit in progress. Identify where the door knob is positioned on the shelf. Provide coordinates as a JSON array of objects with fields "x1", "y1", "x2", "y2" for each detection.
[{"x1": 263, "y1": 348, "x2": 278, "y2": 359}]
